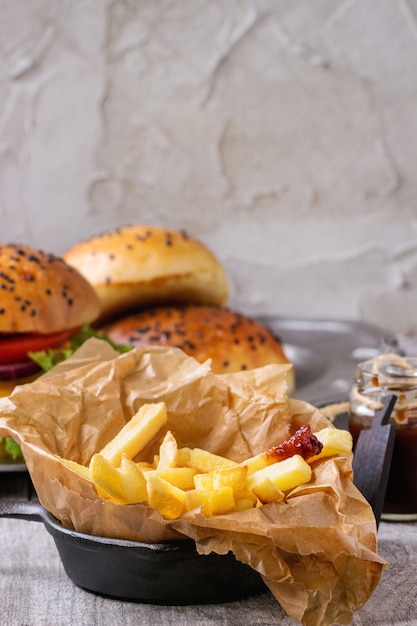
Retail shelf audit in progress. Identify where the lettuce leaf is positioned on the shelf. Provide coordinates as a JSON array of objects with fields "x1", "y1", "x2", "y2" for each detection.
[
  {"x1": 0, "y1": 437, "x2": 24, "y2": 461},
  {"x1": 29, "y1": 325, "x2": 132, "y2": 372}
]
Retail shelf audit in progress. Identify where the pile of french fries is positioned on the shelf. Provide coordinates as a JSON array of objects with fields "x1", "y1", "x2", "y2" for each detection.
[{"x1": 60, "y1": 402, "x2": 353, "y2": 520}]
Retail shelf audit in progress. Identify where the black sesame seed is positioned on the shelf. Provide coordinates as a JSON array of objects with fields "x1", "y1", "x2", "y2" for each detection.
[
  {"x1": 137, "y1": 326, "x2": 151, "y2": 334},
  {"x1": 0, "y1": 271, "x2": 14, "y2": 283},
  {"x1": 27, "y1": 254, "x2": 40, "y2": 263}
]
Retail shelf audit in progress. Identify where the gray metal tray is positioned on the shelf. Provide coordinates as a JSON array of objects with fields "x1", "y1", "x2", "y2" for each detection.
[{"x1": 258, "y1": 316, "x2": 395, "y2": 407}]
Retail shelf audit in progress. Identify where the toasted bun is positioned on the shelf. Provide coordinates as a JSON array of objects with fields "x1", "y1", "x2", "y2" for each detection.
[
  {"x1": 63, "y1": 226, "x2": 230, "y2": 324},
  {"x1": 101, "y1": 304, "x2": 295, "y2": 393},
  {"x1": 0, "y1": 244, "x2": 101, "y2": 334}
]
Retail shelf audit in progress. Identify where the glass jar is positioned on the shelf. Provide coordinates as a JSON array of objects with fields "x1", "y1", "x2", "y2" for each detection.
[{"x1": 349, "y1": 354, "x2": 417, "y2": 521}]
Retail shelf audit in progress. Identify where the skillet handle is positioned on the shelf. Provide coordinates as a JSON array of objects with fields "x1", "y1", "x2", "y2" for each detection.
[{"x1": 0, "y1": 499, "x2": 44, "y2": 522}]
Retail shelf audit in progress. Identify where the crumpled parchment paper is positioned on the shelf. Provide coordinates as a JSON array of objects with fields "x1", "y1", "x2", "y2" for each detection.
[{"x1": 0, "y1": 338, "x2": 386, "y2": 625}]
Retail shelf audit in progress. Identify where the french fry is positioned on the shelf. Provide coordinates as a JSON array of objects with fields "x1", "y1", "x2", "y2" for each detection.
[
  {"x1": 89, "y1": 453, "x2": 129, "y2": 504},
  {"x1": 194, "y1": 464, "x2": 247, "y2": 495},
  {"x1": 184, "y1": 488, "x2": 206, "y2": 512},
  {"x1": 235, "y1": 496, "x2": 259, "y2": 511},
  {"x1": 247, "y1": 454, "x2": 312, "y2": 495},
  {"x1": 156, "y1": 430, "x2": 178, "y2": 470},
  {"x1": 59, "y1": 416, "x2": 353, "y2": 518},
  {"x1": 240, "y1": 452, "x2": 271, "y2": 476},
  {"x1": 202, "y1": 486, "x2": 235, "y2": 516},
  {"x1": 234, "y1": 497, "x2": 258, "y2": 512},
  {"x1": 185, "y1": 485, "x2": 257, "y2": 515},
  {"x1": 60, "y1": 457, "x2": 115, "y2": 502},
  {"x1": 177, "y1": 446, "x2": 237, "y2": 473},
  {"x1": 154, "y1": 467, "x2": 198, "y2": 490},
  {"x1": 184, "y1": 486, "x2": 236, "y2": 516},
  {"x1": 100, "y1": 402, "x2": 168, "y2": 467},
  {"x1": 89, "y1": 453, "x2": 148, "y2": 504},
  {"x1": 251, "y1": 476, "x2": 285, "y2": 504},
  {"x1": 146, "y1": 472, "x2": 186, "y2": 520},
  {"x1": 119, "y1": 454, "x2": 148, "y2": 503},
  {"x1": 60, "y1": 457, "x2": 90, "y2": 479},
  {"x1": 308, "y1": 428, "x2": 353, "y2": 462},
  {"x1": 234, "y1": 485, "x2": 259, "y2": 505}
]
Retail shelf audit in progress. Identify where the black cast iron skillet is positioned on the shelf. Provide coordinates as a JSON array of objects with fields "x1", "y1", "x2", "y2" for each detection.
[
  {"x1": 0, "y1": 396, "x2": 395, "y2": 604},
  {"x1": 0, "y1": 495, "x2": 266, "y2": 604}
]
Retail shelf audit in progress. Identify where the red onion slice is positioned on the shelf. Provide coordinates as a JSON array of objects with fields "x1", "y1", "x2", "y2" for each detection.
[{"x1": 0, "y1": 359, "x2": 41, "y2": 382}]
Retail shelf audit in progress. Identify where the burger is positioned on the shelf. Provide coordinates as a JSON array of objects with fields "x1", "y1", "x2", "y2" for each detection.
[
  {"x1": 62, "y1": 225, "x2": 230, "y2": 325},
  {"x1": 101, "y1": 303, "x2": 296, "y2": 394},
  {"x1": 63, "y1": 225, "x2": 295, "y2": 393},
  {"x1": 0, "y1": 243, "x2": 101, "y2": 460}
]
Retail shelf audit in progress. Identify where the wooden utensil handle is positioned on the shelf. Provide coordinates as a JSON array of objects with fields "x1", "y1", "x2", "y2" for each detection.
[{"x1": 352, "y1": 394, "x2": 397, "y2": 527}]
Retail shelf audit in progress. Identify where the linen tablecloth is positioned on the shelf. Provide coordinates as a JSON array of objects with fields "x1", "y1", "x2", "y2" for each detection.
[{"x1": 1, "y1": 513, "x2": 416, "y2": 626}]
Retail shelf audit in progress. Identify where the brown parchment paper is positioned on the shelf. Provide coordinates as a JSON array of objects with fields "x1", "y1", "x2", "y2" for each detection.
[{"x1": 0, "y1": 338, "x2": 386, "y2": 626}]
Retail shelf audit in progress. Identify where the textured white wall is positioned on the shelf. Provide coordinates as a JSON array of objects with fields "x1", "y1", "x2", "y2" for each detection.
[{"x1": 1, "y1": 0, "x2": 417, "y2": 334}]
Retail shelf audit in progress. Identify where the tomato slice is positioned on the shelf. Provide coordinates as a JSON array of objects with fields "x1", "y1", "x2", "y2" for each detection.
[{"x1": 0, "y1": 328, "x2": 79, "y2": 365}]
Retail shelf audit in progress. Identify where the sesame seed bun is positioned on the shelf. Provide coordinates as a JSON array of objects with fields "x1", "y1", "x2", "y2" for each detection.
[
  {"x1": 0, "y1": 244, "x2": 101, "y2": 334},
  {"x1": 101, "y1": 304, "x2": 295, "y2": 394},
  {"x1": 63, "y1": 226, "x2": 230, "y2": 324}
]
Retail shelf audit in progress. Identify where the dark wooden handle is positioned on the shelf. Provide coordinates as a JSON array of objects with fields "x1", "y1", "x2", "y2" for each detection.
[{"x1": 352, "y1": 394, "x2": 397, "y2": 527}]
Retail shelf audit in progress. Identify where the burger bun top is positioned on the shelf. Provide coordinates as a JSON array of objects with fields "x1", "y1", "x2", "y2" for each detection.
[
  {"x1": 63, "y1": 225, "x2": 230, "y2": 324},
  {"x1": 0, "y1": 244, "x2": 101, "y2": 334}
]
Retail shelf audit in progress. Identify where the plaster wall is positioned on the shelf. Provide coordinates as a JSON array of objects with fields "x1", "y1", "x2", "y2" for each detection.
[{"x1": 1, "y1": 0, "x2": 417, "y2": 334}]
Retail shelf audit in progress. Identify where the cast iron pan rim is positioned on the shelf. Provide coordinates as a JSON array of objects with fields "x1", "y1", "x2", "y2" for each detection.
[
  {"x1": 41, "y1": 508, "x2": 206, "y2": 561},
  {"x1": 0, "y1": 499, "x2": 205, "y2": 559}
]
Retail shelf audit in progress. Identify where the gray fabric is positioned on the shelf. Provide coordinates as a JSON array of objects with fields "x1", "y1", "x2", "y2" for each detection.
[{"x1": 0, "y1": 517, "x2": 415, "y2": 626}]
